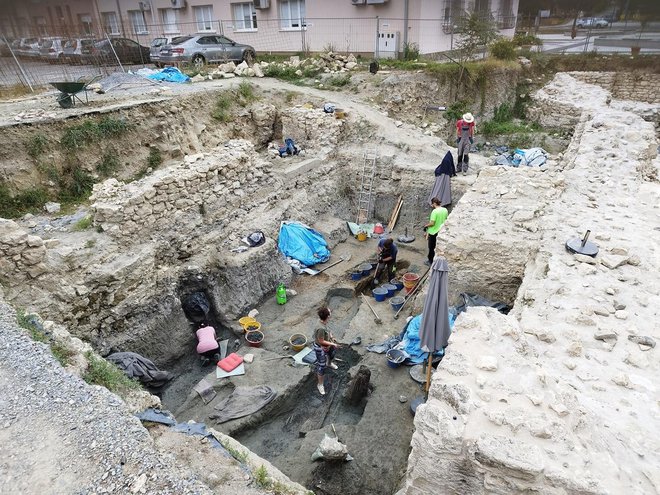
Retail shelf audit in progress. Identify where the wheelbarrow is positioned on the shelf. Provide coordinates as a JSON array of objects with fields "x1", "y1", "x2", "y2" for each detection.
[{"x1": 50, "y1": 75, "x2": 101, "y2": 109}]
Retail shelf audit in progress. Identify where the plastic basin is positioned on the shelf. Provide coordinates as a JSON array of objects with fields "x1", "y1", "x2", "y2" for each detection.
[
  {"x1": 289, "y1": 333, "x2": 307, "y2": 352},
  {"x1": 359, "y1": 263, "x2": 373, "y2": 276},
  {"x1": 386, "y1": 349, "x2": 405, "y2": 368},
  {"x1": 390, "y1": 278, "x2": 404, "y2": 291},
  {"x1": 382, "y1": 283, "x2": 397, "y2": 297},
  {"x1": 243, "y1": 321, "x2": 261, "y2": 334},
  {"x1": 390, "y1": 295, "x2": 405, "y2": 312},
  {"x1": 239, "y1": 316, "x2": 256, "y2": 329},
  {"x1": 351, "y1": 271, "x2": 363, "y2": 280},
  {"x1": 402, "y1": 272, "x2": 420, "y2": 293},
  {"x1": 245, "y1": 330, "x2": 264, "y2": 348},
  {"x1": 373, "y1": 287, "x2": 388, "y2": 302}
]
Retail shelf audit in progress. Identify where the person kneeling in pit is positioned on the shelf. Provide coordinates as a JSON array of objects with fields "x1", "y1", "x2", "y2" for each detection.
[
  {"x1": 196, "y1": 322, "x2": 220, "y2": 366},
  {"x1": 374, "y1": 237, "x2": 398, "y2": 285},
  {"x1": 313, "y1": 307, "x2": 341, "y2": 396}
]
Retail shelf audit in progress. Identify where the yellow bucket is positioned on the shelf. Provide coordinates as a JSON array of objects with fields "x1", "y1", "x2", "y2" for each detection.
[
  {"x1": 239, "y1": 316, "x2": 256, "y2": 329},
  {"x1": 243, "y1": 321, "x2": 262, "y2": 333},
  {"x1": 356, "y1": 231, "x2": 367, "y2": 242}
]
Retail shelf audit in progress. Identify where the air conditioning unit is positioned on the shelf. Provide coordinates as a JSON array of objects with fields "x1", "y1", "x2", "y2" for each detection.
[
  {"x1": 254, "y1": 0, "x2": 270, "y2": 8},
  {"x1": 139, "y1": 1, "x2": 151, "y2": 11},
  {"x1": 352, "y1": 0, "x2": 367, "y2": 5},
  {"x1": 171, "y1": 0, "x2": 187, "y2": 9},
  {"x1": 367, "y1": 0, "x2": 389, "y2": 3}
]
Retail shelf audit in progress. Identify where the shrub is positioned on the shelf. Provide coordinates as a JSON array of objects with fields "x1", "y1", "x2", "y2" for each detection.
[
  {"x1": 96, "y1": 150, "x2": 120, "y2": 177},
  {"x1": 0, "y1": 182, "x2": 50, "y2": 218},
  {"x1": 26, "y1": 133, "x2": 48, "y2": 159},
  {"x1": 58, "y1": 164, "x2": 94, "y2": 202},
  {"x1": 16, "y1": 309, "x2": 47, "y2": 343},
  {"x1": 73, "y1": 215, "x2": 93, "y2": 231},
  {"x1": 61, "y1": 117, "x2": 131, "y2": 150},
  {"x1": 51, "y1": 341, "x2": 75, "y2": 367},
  {"x1": 254, "y1": 466, "x2": 269, "y2": 487},
  {"x1": 493, "y1": 103, "x2": 513, "y2": 123},
  {"x1": 444, "y1": 100, "x2": 470, "y2": 123},
  {"x1": 237, "y1": 81, "x2": 258, "y2": 106},
  {"x1": 403, "y1": 42, "x2": 420, "y2": 61},
  {"x1": 147, "y1": 147, "x2": 163, "y2": 168},
  {"x1": 82, "y1": 352, "x2": 142, "y2": 394},
  {"x1": 327, "y1": 74, "x2": 351, "y2": 87},
  {"x1": 513, "y1": 33, "x2": 542, "y2": 47},
  {"x1": 490, "y1": 38, "x2": 516, "y2": 60},
  {"x1": 211, "y1": 92, "x2": 233, "y2": 122}
]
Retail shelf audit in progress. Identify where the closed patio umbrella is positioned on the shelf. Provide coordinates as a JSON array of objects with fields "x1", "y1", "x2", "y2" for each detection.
[{"x1": 419, "y1": 255, "x2": 451, "y2": 393}]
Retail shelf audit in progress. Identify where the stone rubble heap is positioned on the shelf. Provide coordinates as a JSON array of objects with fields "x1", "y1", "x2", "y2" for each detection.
[
  {"x1": 400, "y1": 73, "x2": 660, "y2": 494},
  {"x1": 204, "y1": 52, "x2": 359, "y2": 81},
  {"x1": 0, "y1": 219, "x2": 50, "y2": 282}
]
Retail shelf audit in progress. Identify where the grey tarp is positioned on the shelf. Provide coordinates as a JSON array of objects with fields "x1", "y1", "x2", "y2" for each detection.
[
  {"x1": 209, "y1": 385, "x2": 277, "y2": 424},
  {"x1": 419, "y1": 256, "x2": 451, "y2": 352},
  {"x1": 106, "y1": 351, "x2": 173, "y2": 387},
  {"x1": 428, "y1": 175, "x2": 452, "y2": 207}
]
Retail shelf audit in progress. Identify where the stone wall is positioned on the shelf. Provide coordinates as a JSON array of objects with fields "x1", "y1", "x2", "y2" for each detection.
[
  {"x1": 569, "y1": 71, "x2": 660, "y2": 104},
  {"x1": 400, "y1": 72, "x2": 660, "y2": 495},
  {"x1": 0, "y1": 219, "x2": 50, "y2": 283}
]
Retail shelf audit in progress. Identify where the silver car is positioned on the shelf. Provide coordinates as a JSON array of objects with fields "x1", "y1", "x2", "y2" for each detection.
[
  {"x1": 39, "y1": 38, "x2": 66, "y2": 63},
  {"x1": 158, "y1": 34, "x2": 256, "y2": 70}
]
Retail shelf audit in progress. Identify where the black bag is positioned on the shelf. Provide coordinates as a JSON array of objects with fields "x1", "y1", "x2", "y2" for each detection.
[{"x1": 182, "y1": 292, "x2": 210, "y2": 323}]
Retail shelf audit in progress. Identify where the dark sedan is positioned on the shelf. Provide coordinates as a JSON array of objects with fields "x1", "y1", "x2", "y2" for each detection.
[{"x1": 82, "y1": 38, "x2": 150, "y2": 65}]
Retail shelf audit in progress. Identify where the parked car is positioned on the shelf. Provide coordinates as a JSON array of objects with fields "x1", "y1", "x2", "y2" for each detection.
[
  {"x1": 63, "y1": 38, "x2": 96, "y2": 64},
  {"x1": 158, "y1": 35, "x2": 256, "y2": 70},
  {"x1": 149, "y1": 36, "x2": 177, "y2": 67},
  {"x1": 16, "y1": 38, "x2": 40, "y2": 58},
  {"x1": 39, "y1": 38, "x2": 66, "y2": 63},
  {"x1": 592, "y1": 18, "x2": 609, "y2": 28},
  {"x1": 83, "y1": 38, "x2": 150, "y2": 65}
]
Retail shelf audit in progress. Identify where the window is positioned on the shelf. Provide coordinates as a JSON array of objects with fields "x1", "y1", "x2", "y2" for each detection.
[
  {"x1": 102, "y1": 12, "x2": 120, "y2": 35},
  {"x1": 280, "y1": 0, "x2": 305, "y2": 29},
  {"x1": 33, "y1": 16, "x2": 48, "y2": 36},
  {"x1": 232, "y1": 3, "x2": 257, "y2": 31},
  {"x1": 129, "y1": 10, "x2": 148, "y2": 34},
  {"x1": 160, "y1": 8, "x2": 180, "y2": 33},
  {"x1": 78, "y1": 14, "x2": 93, "y2": 35},
  {"x1": 194, "y1": 5, "x2": 215, "y2": 32}
]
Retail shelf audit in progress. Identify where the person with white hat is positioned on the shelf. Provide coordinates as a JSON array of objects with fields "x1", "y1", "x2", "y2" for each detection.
[{"x1": 456, "y1": 112, "x2": 475, "y2": 175}]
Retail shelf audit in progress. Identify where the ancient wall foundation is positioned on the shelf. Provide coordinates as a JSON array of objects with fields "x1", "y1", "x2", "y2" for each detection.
[{"x1": 568, "y1": 71, "x2": 660, "y2": 104}]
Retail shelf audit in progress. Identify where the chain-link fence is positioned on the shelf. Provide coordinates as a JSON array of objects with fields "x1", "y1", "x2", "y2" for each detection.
[{"x1": 0, "y1": 15, "x2": 509, "y2": 92}]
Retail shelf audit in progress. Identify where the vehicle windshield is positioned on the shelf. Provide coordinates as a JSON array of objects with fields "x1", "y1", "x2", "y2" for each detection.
[
  {"x1": 172, "y1": 36, "x2": 193, "y2": 45},
  {"x1": 64, "y1": 40, "x2": 77, "y2": 49},
  {"x1": 80, "y1": 39, "x2": 95, "y2": 47},
  {"x1": 151, "y1": 38, "x2": 167, "y2": 47}
]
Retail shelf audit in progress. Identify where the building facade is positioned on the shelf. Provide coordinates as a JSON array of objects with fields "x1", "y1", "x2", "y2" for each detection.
[{"x1": 0, "y1": 0, "x2": 519, "y2": 56}]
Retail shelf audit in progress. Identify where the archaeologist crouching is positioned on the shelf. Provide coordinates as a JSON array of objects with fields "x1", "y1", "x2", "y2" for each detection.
[
  {"x1": 374, "y1": 237, "x2": 398, "y2": 285},
  {"x1": 196, "y1": 322, "x2": 221, "y2": 366}
]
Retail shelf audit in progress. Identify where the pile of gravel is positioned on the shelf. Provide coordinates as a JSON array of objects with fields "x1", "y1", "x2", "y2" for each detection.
[{"x1": 0, "y1": 298, "x2": 213, "y2": 494}]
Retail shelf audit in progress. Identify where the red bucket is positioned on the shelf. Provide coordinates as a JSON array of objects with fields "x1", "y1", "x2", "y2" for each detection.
[{"x1": 402, "y1": 272, "x2": 420, "y2": 293}]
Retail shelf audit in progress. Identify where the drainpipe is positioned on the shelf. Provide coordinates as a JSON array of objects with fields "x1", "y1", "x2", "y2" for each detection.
[
  {"x1": 403, "y1": 0, "x2": 409, "y2": 51},
  {"x1": 116, "y1": 0, "x2": 126, "y2": 35}
]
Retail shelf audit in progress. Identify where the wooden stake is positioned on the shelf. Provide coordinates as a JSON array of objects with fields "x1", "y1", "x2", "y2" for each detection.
[{"x1": 391, "y1": 198, "x2": 404, "y2": 231}]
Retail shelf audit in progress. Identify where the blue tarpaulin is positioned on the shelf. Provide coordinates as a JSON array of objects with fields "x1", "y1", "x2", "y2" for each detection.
[
  {"x1": 147, "y1": 67, "x2": 191, "y2": 83},
  {"x1": 400, "y1": 314, "x2": 454, "y2": 364},
  {"x1": 278, "y1": 221, "x2": 330, "y2": 267}
]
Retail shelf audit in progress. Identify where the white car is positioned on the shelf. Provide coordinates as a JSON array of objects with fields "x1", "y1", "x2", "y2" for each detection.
[{"x1": 593, "y1": 18, "x2": 609, "y2": 28}]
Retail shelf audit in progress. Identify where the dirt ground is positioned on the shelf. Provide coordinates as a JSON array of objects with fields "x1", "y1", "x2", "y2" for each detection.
[{"x1": 160, "y1": 229, "x2": 432, "y2": 495}]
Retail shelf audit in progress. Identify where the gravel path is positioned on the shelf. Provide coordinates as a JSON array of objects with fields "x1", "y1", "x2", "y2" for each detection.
[{"x1": 0, "y1": 297, "x2": 215, "y2": 495}]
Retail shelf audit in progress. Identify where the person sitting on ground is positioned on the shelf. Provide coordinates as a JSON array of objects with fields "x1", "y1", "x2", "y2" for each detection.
[
  {"x1": 424, "y1": 197, "x2": 448, "y2": 266},
  {"x1": 313, "y1": 307, "x2": 341, "y2": 396},
  {"x1": 195, "y1": 322, "x2": 220, "y2": 366},
  {"x1": 374, "y1": 237, "x2": 398, "y2": 285}
]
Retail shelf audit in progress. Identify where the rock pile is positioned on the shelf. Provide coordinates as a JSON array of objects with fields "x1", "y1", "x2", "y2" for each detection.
[{"x1": 205, "y1": 53, "x2": 359, "y2": 80}]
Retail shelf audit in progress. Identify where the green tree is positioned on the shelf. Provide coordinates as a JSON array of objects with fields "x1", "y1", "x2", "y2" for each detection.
[{"x1": 456, "y1": 12, "x2": 499, "y2": 62}]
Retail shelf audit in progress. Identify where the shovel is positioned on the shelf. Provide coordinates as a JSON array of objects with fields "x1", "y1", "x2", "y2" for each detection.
[
  {"x1": 361, "y1": 295, "x2": 383, "y2": 325},
  {"x1": 309, "y1": 254, "x2": 352, "y2": 276}
]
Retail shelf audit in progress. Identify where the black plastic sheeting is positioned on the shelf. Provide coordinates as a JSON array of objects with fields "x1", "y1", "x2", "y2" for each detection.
[
  {"x1": 453, "y1": 293, "x2": 511, "y2": 316},
  {"x1": 182, "y1": 292, "x2": 210, "y2": 323}
]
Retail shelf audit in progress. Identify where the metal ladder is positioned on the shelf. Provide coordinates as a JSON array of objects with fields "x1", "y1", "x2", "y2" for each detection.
[{"x1": 356, "y1": 150, "x2": 378, "y2": 224}]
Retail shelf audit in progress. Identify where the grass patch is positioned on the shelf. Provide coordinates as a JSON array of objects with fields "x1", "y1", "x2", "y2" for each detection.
[
  {"x1": 51, "y1": 341, "x2": 76, "y2": 367},
  {"x1": 327, "y1": 74, "x2": 351, "y2": 87},
  {"x1": 61, "y1": 117, "x2": 131, "y2": 151},
  {"x1": 147, "y1": 147, "x2": 163, "y2": 168},
  {"x1": 444, "y1": 100, "x2": 471, "y2": 123},
  {"x1": 220, "y1": 439, "x2": 248, "y2": 464},
  {"x1": 57, "y1": 164, "x2": 94, "y2": 202},
  {"x1": 403, "y1": 41, "x2": 420, "y2": 61},
  {"x1": 263, "y1": 63, "x2": 320, "y2": 82},
  {"x1": 26, "y1": 133, "x2": 48, "y2": 160},
  {"x1": 254, "y1": 465, "x2": 269, "y2": 487},
  {"x1": 237, "y1": 81, "x2": 258, "y2": 105},
  {"x1": 85, "y1": 239, "x2": 96, "y2": 248},
  {"x1": 284, "y1": 91, "x2": 298, "y2": 103},
  {"x1": 82, "y1": 352, "x2": 142, "y2": 395},
  {"x1": 211, "y1": 92, "x2": 233, "y2": 122},
  {"x1": 16, "y1": 309, "x2": 47, "y2": 343},
  {"x1": 0, "y1": 182, "x2": 50, "y2": 218},
  {"x1": 96, "y1": 150, "x2": 120, "y2": 177},
  {"x1": 481, "y1": 103, "x2": 542, "y2": 136},
  {"x1": 73, "y1": 215, "x2": 93, "y2": 231}
]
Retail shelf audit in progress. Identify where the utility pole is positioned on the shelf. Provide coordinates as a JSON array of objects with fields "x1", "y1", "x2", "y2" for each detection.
[{"x1": 403, "y1": 0, "x2": 409, "y2": 50}]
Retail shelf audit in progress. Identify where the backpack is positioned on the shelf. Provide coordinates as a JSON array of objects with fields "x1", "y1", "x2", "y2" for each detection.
[{"x1": 279, "y1": 138, "x2": 299, "y2": 157}]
